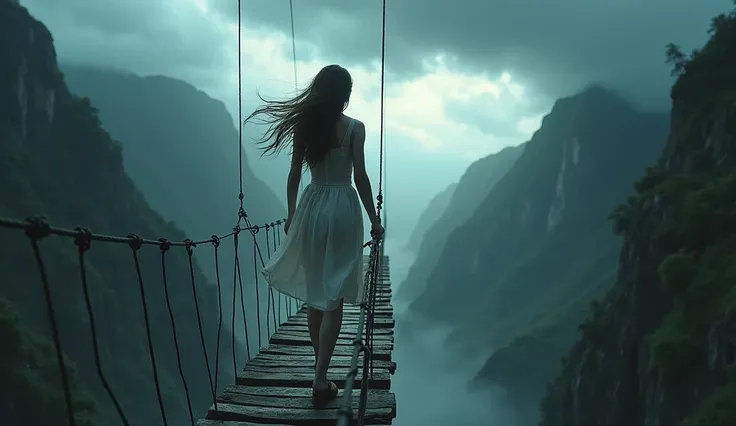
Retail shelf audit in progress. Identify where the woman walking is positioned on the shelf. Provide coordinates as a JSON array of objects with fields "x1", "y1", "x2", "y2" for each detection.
[{"x1": 249, "y1": 64, "x2": 384, "y2": 408}]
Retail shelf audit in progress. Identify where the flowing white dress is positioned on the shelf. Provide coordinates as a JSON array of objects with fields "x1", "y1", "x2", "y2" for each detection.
[{"x1": 262, "y1": 119, "x2": 365, "y2": 311}]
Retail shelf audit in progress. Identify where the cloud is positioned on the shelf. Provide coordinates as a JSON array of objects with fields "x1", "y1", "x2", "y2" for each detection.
[{"x1": 210, "y1": 0, "x2": 734, "y2": 110}]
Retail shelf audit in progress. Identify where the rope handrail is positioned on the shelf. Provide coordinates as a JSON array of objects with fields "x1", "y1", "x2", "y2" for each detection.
[
  {"x1": 0, "y1": 215, "x2": 283, "y2": 248},
  {"x1": 337, "y1": 0, "x2": 389, "y2": 423},
  {"x1": 0, "y1": 209, "x2": 290, "y2": 425}
]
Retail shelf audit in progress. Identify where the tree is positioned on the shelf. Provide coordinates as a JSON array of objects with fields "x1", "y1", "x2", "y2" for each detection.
[{"x1": 665, "y1": 43, "x2": 688, "y2": 77}]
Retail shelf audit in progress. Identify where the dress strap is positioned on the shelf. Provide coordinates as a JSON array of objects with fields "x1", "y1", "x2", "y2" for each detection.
[{"x1": 341, "y1": 118, "x2": 356, "y2": 148}]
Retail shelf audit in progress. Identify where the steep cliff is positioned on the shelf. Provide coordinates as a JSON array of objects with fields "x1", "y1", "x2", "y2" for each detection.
[
  {"x1": 404, "y1": 183, "x2": 457, "y2": 251},
  {"x1": 541, "y1": 6, "x2": 736, "y2": 426},
  {"x1": 61, "y1": 65, "x2": 285, "y2": 229},
  {"x1": 0, "y1": 3, "x2": 240, "y2": 425},
  {"x1": 411, "y1": 86, "x2": 668, "y2": 344},
  {"x1": 396, "y1": 143, "x2": 525, "y2": 301},
  {"x1": 61, "y1": 66, "x2": 286, "y2": 345}
]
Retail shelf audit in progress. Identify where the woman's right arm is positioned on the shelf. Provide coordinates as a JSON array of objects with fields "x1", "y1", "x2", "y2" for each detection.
[{"x1": 351, "y1": 121, "x2": 380, "y2": 227}]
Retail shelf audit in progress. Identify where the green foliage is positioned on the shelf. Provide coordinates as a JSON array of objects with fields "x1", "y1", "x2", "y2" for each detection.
[
  {"x1": 658, "y1": 251, "x2": 698, "y2": 295},
  {"x1": 578, "y1": 299, "x2": 606, "y2": 345},
  {"x1": 0, "y1": 298, "x2": 97, "y2": 426},
  {"x1": 680, "y1": 383, "x2": 736, "y2": 426},
  {"x1": 648, "y1": 310, "x2": 701, "y2": 384}
]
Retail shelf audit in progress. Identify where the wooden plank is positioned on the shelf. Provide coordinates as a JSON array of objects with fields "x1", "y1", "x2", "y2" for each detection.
[
  {"x1": 217, "y1": 387, "x2": 396, "y2": 411},
  {"x1": 259, "y1": 344, "x2": 391, "y2": 361},
  {"x1": 199, "y1": 420, "x2": 290, "y2": 426},
  {"x1": 278, "y1": 325, "x2": 393, "y2": 335},
  {"x1": 221, "y1": 385, "x2": 390, "y2": 399},
  {"x1": 243, "y1": 363, "x2": 391, "y2": 375},
  {"x1": 249, "y1": 354, "x2": 394, "y2": 369},
  {"x1": 274, "y1": 330, "x2": 393, "y2": 342},
  {"x1": 207, "y1": 403, "x2": 393, "y2": 425},
  {"x1": 236, "y1": 370, "x2": 391, "y2": 389},
  {"x1": 283, "y1": 318, "x2": 395, "y2": 329},
  {"x1": 269, "y1": 333, "x2": 394, "y2": 349}
]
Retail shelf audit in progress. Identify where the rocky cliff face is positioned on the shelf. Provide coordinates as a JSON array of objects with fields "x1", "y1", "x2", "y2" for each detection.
[
  {"x1": 0, "y1": 3, "x2": 241, "y2": 425},
  {"x1": 62, "y1": 66, "x2": 286, "y2": 348},
  {"x1": 541, "y1": 6, "x2": 736, "y2": 426},
  {"x1": 397, "y1": 143, "x2": 525, "y2": 301},
  {"x1": 401, "y1": 84, "x2": 669, "y2": 425},
  {"x1": 411, "y1": 86, "x2": 668, "y2": 346}
]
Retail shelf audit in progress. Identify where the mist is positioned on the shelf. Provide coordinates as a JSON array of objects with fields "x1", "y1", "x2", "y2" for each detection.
[{"x1": 384, "y1": 238, "x2": 520, "y2": 426}]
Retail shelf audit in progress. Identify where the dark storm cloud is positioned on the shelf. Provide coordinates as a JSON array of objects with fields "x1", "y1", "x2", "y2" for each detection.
[
  {"x1": 21, "y1": 0, "x2": 230, "y2": 82},
  {"x1": 217, "y1": 0, "x2": 733, "y2": 110}
]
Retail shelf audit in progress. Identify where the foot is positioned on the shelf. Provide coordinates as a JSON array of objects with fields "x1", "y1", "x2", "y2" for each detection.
[{"x1": 311, "y1": 380, "x2": 338, "y2": 409}]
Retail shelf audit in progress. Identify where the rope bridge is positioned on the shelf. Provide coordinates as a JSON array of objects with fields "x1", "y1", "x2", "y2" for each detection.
[{"x1": 0, "y1": 0, "x2": 393, "y2": 425}]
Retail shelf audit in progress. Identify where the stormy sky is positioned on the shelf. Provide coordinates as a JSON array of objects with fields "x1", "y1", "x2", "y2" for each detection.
[{"x1": 21, "y1": 0, "x2": 733, "y2": 240}]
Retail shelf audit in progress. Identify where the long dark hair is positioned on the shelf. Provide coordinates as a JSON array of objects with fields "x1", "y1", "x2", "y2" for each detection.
[{"x1": 246, "y1": 64, "x2": 353, "y2": 166}]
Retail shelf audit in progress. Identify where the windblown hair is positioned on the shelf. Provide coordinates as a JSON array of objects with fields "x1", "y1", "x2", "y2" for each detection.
[{"x1": 246, "y1": 64, "x2": 353, "y2": 166}]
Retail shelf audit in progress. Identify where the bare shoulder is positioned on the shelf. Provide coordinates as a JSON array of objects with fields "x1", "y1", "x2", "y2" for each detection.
[{"x1": 350, "y1": 117, "x2": 366, "y2": 134}]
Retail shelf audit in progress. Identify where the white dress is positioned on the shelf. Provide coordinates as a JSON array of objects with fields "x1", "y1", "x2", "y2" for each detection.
[{"x1": 262, "y1": 118, "x2": 365, "y2": 311}]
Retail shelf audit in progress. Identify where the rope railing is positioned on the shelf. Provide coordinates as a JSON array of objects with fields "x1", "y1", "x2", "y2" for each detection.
[{"x1": 0, "y1": 213, "x2": 289, "y2": 426}]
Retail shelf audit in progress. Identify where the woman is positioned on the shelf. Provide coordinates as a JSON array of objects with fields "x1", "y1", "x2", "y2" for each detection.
[{"x1": 249, "y1": 64, "x2": 384, "y2": 408}]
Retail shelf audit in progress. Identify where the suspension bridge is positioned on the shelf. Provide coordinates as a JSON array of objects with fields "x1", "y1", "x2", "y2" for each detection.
[{"x1": 0, "y1": 0, "x2": 394, "y2": 425}]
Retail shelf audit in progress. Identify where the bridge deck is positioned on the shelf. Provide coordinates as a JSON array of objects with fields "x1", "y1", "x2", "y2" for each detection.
[{"x1": 198, "y1": 256, "x2": 396, "y2": 426}]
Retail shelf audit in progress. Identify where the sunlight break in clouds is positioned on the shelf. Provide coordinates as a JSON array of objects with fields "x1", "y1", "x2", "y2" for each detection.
[{"x1": 229, "y1": 29, "x2": 541, "y2": 159}]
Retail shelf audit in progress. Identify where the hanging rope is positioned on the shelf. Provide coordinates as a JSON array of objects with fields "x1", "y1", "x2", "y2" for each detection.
[
  {"x1": 128, "y1": 234, "x2": 169, "y2": 426},
  {"x1": 159, "y1": 238, "x2": 195, "y2": 425},
  {"x1": 75, "y1": 228, "x2": 129, "y2": 426}
]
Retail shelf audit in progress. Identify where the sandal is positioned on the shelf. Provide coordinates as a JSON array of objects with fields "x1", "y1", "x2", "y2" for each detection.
[{"x1": 311, "y1": 380, "x2": 339, "y2": 409}]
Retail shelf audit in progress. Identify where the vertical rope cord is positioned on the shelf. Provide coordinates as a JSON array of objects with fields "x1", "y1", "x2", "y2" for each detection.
[
  {"x1": 183, "y1": 239, "x2": 217, "y2": 409},
  {"x1": 237, "y1": 0, "x2": 244, "y2": 211},
  {"x1": 211, "y1": 236, "x2": 224, "y2": 398},
  {"x1": 25, "y1": 224, "x2": 76, "y2": 426},
  {"x1": 74, "y1": 229, "x2": 129, "y2": 426},
  {"x1": 128, "y1": 235, "x2": 169, "y2": 426},
  {"x1": 237, "y1": 238, "x2": 251, "y2": 359},
  {"x1": 376, "y1": 0, "x2": 387, "y2": 219},
  {"x1": 253, "y1": 229, "x2": 267, "y2": 343},
  {"x1": 158, "y1": 239, "x2": 195, "y2": 425},
  {"x1": 289, "y1": 0, "x2": 305, "y2": 195},
  {"x1": 271, "y1": 224, "x2": 281, "y2": 322}
]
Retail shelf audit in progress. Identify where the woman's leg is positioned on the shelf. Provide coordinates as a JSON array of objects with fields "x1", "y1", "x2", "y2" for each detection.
[
  {"x1": 306, "y1": 307, "x2": 323, "y2": 361},
  {"x1": 314, "y1": 300, "x2": 344, "y2": 387}
]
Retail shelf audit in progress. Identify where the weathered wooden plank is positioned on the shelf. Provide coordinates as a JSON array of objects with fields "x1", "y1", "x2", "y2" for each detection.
[
  {"x1": 207, "y1": 403, "x2": 394, "y2": 425},
  {"x1": 222, "y1": 385, "x2": 391, "y2": 399},
  {"x1": 249, "y1": 354, "x2": 394, "y2": 369},
  {"x1": 198, "y1": 420, "x2": 290, "y2": 426},
  {"x1": 269, "y1": 333, "x2": 394, "y2": 349},
  {"x1": 283, "y1": 318, "x2": 395, "y2": 329},
  {"x1": 270, "y1": 335, "x2": 394, "y2": 350},
  {"x1": 259, "y1": 344, "x2": 391, "y2": 361},
  {"x1": 278, "y1": 325, "x2": 394, "y2": 335},
  {"x1": 243, "y1": 363, "x2": 390, "y2": 375},
  {"x1": 236, "y1": 370, "x2": 391, "y2": 389},
  {"x1": 274, "y1": 330, "x2": 394, "y2": 342},
  {"x1": 217, "y1": 387, "x2": 396, "y2": 411}
]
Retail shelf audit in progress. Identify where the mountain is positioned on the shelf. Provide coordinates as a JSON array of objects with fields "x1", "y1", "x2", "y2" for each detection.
[
  {"x1": 0, "y1": 2, "x2": 242, "y2": 425},
  {"x1": 404, "y1": 183, "x2": 457, "y2": 251},
  {"x1": 408, "y1": 85, "x2": 669, "y2": 422},
  {"x1": 61, "y1": 65, "x2": 287, "y2": 350},
  {"x1": 541, "y1": 6, "x2": 736, "y2": 426},
  {"x1": 61, "y1": 65, "x2": 284, "y2": 230},
  {"x1": 396, "y1": 143, "x2": 525, "y2": 301}
]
